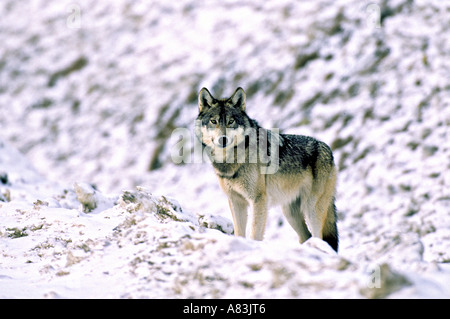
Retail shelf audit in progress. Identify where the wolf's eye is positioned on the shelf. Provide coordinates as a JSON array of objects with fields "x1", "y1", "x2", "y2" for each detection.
[
  {"x1": 210, "y1": 119, "x2": 217, "y2": 125},
  {"x1": 228, "y1": 119, "x2": 235, "y2": 125}
]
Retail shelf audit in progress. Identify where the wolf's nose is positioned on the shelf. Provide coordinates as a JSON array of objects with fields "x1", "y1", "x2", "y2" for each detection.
[{"x1": 218, "y1": 136, "x2": 230, "y2": 147}]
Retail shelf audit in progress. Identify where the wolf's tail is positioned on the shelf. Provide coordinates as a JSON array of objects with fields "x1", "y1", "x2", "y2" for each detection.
[{"x1": 322, "y1": 198, "x2": 339, "y2": 252}]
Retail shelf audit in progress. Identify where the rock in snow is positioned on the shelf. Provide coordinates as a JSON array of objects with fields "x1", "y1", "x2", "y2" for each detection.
[{"x1": 1, "y1": 0, "x2": 449, "y2": 298}]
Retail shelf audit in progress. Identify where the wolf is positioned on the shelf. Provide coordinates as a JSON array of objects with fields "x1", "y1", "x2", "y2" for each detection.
[{"x1": 194, "y1": 87, "x2": 339, "y2": 252}]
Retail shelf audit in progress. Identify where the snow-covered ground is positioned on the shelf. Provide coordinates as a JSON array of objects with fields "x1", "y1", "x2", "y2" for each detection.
[{"x1": 1, "y1": 0, "x2": 449, "y2": 298}]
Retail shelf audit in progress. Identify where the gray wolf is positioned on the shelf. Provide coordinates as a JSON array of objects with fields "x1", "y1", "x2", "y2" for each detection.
[{"x1": 194, "y1": 87, "x2": 338, "y2": 252}]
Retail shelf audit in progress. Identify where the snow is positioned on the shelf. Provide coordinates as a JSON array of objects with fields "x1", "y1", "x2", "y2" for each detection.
[{"x1": 1, "y1": 0, "x2": 450, "y2": 298}]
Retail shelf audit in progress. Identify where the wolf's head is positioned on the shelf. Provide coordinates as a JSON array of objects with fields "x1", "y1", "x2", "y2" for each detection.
[
  {"x1": 194, "y1": 87, "x2": 280, "y2": 173},
  {"x1": 195, "y1": 87, "x2": 249, "y2": 152}
]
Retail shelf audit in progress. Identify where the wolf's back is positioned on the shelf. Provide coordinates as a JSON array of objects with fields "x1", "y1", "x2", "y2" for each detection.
[{"x1": 277, "y1": 134, "x2": 335, "y2": 178}]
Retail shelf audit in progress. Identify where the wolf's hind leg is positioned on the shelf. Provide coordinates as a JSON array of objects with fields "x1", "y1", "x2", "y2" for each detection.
[
  {"x1": 282, "y1": 197, "x2": 311, "y2": 244},
  {"x1": 228, "y1": 192, "x2": 248, "y2": 237}
]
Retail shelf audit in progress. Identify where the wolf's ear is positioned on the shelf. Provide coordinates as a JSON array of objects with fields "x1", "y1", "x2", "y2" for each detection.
[
  {"x1": 198, "y1": 87, "x2": 214, "y2": 112},
  {"x1": 230, "y1": 87, "x2": 246, "y2": 111}
]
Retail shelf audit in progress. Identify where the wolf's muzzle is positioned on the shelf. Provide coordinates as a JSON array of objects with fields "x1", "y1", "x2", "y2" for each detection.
[{"x1": 216, "y1": 135, "x2": 231, "y2": 148}]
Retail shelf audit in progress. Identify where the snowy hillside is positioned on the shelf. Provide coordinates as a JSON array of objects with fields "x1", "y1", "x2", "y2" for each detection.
[{"x1": 1, "y1": 0, "x2": 449, "y2": 298}]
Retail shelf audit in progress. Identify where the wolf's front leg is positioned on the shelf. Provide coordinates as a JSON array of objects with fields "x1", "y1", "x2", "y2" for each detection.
[
  {"x1": 228, "y1": 192, "x2": 248, "y2": 237},
  {"x1": 249, "y1": 196, "x2": 268, "y2": 241}
]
